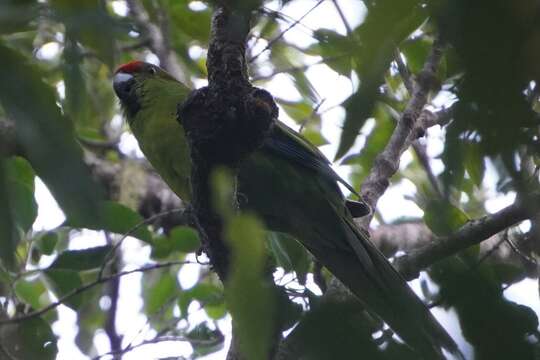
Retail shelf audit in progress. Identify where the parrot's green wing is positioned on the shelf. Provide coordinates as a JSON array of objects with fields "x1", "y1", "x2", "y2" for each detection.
[{"x1": 262, "y1": 121, "x2": 370, "y2": 217}]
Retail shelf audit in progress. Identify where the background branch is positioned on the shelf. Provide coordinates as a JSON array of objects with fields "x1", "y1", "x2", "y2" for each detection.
[
  {"x1": 395, "y1": 195, "x2": 540, "y2": 280},
  {"x1": 125, "y1": 0, "x2": 191, "y2": 84},
  {"x1": 360, "y1": 37, "x2": 445, "y2": 225}
]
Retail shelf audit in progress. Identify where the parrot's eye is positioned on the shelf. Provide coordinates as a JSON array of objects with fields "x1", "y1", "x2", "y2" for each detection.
[{"x1": 148, "y1": 66, "x2": 157, "y2": 75}]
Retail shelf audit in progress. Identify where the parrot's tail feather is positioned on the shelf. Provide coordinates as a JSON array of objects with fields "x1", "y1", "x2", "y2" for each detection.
[{"x1": 310, "y1": 218, "x2": 465, "y2": 360}]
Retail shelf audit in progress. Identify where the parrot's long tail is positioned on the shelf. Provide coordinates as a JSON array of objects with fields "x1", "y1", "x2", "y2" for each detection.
[{"x1": 308, "y1": 217, "x2": 465, "y2": 360}]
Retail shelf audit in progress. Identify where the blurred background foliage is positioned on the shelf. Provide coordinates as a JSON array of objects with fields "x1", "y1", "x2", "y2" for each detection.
[{"x1": 0, "y1": 0, "x2": 539, "y2": 359}]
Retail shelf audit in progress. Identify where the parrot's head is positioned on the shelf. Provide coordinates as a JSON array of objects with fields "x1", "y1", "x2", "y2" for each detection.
[{"x1": 113, "y1": 60, "x2": 183, "y2": 121}]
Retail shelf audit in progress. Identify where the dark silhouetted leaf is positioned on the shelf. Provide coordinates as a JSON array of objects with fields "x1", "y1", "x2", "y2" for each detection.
[
  {"x1": 0, "y1": 317, "x2": 57, "y2": 360},
  {"x1": 0, "y1": 160, "x2": 17, "y2": 269},
  {"x1": 0, "y1": 42, "x2": 103, "y2": 226},
  {"x1": 48, "y1": 245, "x2": 112, "y2": 271},
  {"x1": 65, "y1": 201, "x2": 152, "y2": 243},
  {"x1": 336, "y1": 0, "x2": 427, "y2": 159},
  {"x1": 43, "y1": 269, "x2": 84, "y2": 310}
]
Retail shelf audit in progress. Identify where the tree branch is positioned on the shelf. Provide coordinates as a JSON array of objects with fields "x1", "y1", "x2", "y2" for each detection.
[
  {"x1": 394, "y1": 195, "x2": 540, "y2": 280},
  {"x1": 125, "y1": 0, "x2": 191, "y2": 85},
  {"x1": 360, "y1": 38, "x2": 445, "y2": 224},
  {"x1": 0, "y1": 261, "x2": 193, "y2": 326}
]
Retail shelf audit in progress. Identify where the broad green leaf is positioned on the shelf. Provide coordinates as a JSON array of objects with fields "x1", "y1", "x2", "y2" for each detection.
[
  {"x1": 169, "y1": 226, "x2": 201, "y2": 253},
  {"x1": 14, "y1": 278, "x2": 47, "y2": 310},
  {"x1": 268, "y1": 232, "x2": 310, "y2": 284},
  {"x1": 424, "y1": 200, "x2": 469, "y2": 236},
  {"x1": 302, "y1": 127, "x2": 328, "y2": 147},
  {"x1": 401, "y1": 37, "x2": 432, "y2": 74},
  {"x1": 0, "y1": 317, "x2": 57, "y2": 360},
  {"x1": 277, "y1": 99, "x2": 314, "y2": 123},
  {"x1": 151, "y1": 227, "x2": 199, "y2": 259},
  {"x1": 464, "y1": 141, "x2": 485, "y2": 187},
  {"x1": 336, "y1": 0, "x2": 428, "y2": 159},
  {"x1": 66, "y1": 201, "x2": 152, "y2": 243},
  {"x1": 5, "y1": 156, "x2": 34, "y2": 189},
  {"x1": 341, "y1": 103, "x2": 395, "y2": 181},
  {"x1": 311, "y1": 29, "x2": 355, "y2": 76},
  {"x1": 145, "y1": 272, "x2": 178, "y2": 314},
  {"x1": 0, "y1": 160, "x2": 17, "y2": 269},
  {"x1": 50, "y1": 0, "x2": 115, "y2": 67},
  {"x1": 35, "y1": 231, "x2": 59, "y2": 256},
  {"x1": 0, "y1": 0, "x2": 37, "y2": 34},
  {"x1": 7, "y1": 177, "x2": 37, "y2": 232},
  {"x1": 43, "y1": 269, "x2": 84, "y2": 310},
  {"x1": 226, "y1": 214, "x2": 274, "y2": 360},
  {"x1": 48, "y1": 245, "x2": 112, "y2": 271},
  {"x1": 179, "y1": 282, "x2": 226, "y2": 319},
  {"x1": 0, "y1": 42, "x2": 103, "y2": 225}
]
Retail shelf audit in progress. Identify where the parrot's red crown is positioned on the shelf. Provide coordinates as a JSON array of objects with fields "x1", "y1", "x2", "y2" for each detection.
[{"x1": 115, "y1": 60, "x2": 144, "y2": 74}]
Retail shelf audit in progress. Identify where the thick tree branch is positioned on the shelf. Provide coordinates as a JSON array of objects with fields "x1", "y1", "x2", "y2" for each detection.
[
  {"x1": 394, "y1": 195, "x2": 540, "y2": 280},
  {"x1": 371, "y1": 221, "x2": 538, "y2": 277},
  {"x1": 360, "y1": 38, "x2": 445, "y2": 224}
]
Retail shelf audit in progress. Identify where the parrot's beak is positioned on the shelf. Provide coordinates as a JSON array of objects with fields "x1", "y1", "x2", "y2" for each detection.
[
  {"x1": 113, "y1": 72, "x2": 140, "y2": 117},
  {"x1": 113, "y1": 72, "x2": 135, "y2": 102}
]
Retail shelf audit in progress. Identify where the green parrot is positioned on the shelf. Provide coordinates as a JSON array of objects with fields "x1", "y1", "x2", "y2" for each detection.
[{"x1": 113, "y1": 61, "x2": 463, "y2": 359}]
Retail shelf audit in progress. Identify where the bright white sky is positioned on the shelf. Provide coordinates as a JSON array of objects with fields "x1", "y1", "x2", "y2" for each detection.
[{"x1": 30, "y1": 1, "x2": 539, "y2": 359}]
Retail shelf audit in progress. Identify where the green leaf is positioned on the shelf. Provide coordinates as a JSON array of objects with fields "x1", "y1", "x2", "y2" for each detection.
[
  {"x1": 169, "y1": 226, "x2": 201, "y2": 253},
  {"x1": 48, "y1": 245, "x2": 112, "y2": 271},
  {"x1": 311, "y1": 29, "x2": 355, "y2": 76},
  {"x1": 0, "y1": 42, "x2": 103, "y2": 226},
  {"x1": 336, "y1": 0, "x2": 427, "y2": 159},
  {"x1": 268, "y1": 232, "x2": 310, "y2": 284},
  {"x1": 7, "y1": 177, "x2": 37, "y2": 233},
  {"x1": 179, "y1": 282, "x2": 226, "y2": 319},
  {"x1": 340, "y1": 103, "x2": 395, "y2": 181},
  {"x1": 0, "y1": 160, "x2": 17, "y2": 269},
  {"x1": 277, "y1": 99, "x2": 314, "y2": 123},
  {"x1": 36, "y1": 231, "x2": 59, "y2": 255},
  {"x1": 401, "y1": 37, "x2": 432, "y2": 74},
  {"x1": 50, "y1": 0, "x2": 115, "y2": 67},
  {"x1": 0, "y1": 0, "x2": 38, "y2": 34},
  {"x1": 302, "y1": 127, "x2": 328, "y2": 147},
  {"x1": 145, "y1": 272, "x2": 178, "y2": 314},
  {"x1": 424, "y1": 200, "x2": 469, "y2": 236},
  {"x1": 225, "y1": 214, "x2": 275, "y2": 360},
  {"x1": 5, "y1": 156, "x2": 34, "y2": 189},
  {"x1": 14, "y1": 278, "x2": 47, "y2": 310},
  {"x1": 66, "y1": 201, "x2": 152, "y2": 243},
  {"x1": 0, "y1": 317, "x2": 57, "y2": 360},
  {"x1": 4, "y1": 156, "x2": 36, "y2": 233},
  {"x1": 464, "y1": 141, "x2": 485, "y2": 187},
  {"x1": 43, "y1": 269, "x2": 84, "y2": 310}
]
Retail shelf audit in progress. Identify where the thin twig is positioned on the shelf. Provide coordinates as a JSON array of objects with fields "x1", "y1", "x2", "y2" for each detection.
[
  {"x1": 249, "y1": 0, "x2": 325, "y2": 63},
  {"x1": 506, "y1": 236, "x2": 538, "y2": 266},
  {"x1": 331, "y1": 0, "x2": 352, "y2": 35},
  {"x1": 98, "y1": 208, "x2": 186, "y2": 279},
  {"x1": 92, "y1": 335, "x2": 211, "y2": 360},
  {"x1": 251, "y1": 55, "x2": 347, "y2": 82},
  {"x1": 0, "y1": 260, "x2": 196, "y2": 325}
]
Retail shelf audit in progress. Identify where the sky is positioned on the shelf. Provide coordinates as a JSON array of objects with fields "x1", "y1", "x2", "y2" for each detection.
[{"x1": 29, "y1": 0, "x2": 539, "y2": 359}]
